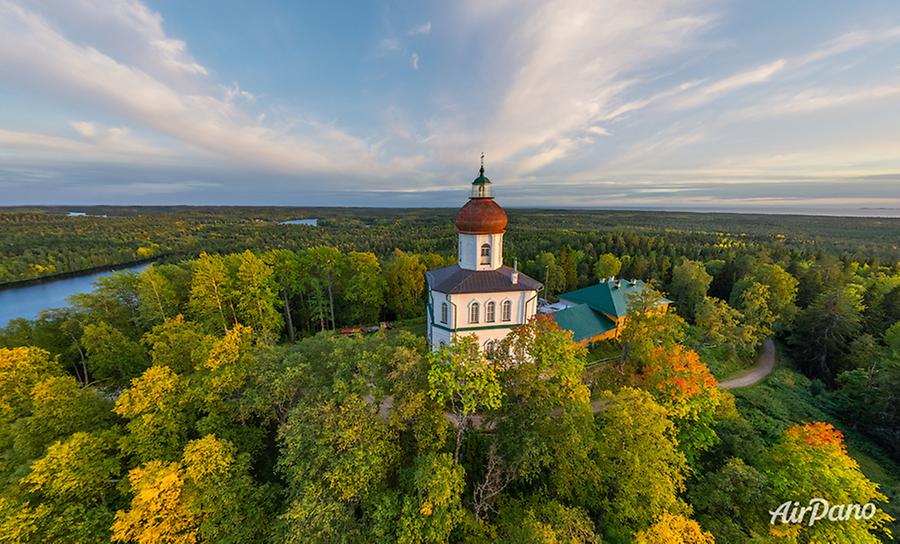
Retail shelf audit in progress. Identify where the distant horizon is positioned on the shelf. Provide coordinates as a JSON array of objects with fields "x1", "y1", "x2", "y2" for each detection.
[{"x1": 5, "y1": 203, "x2": 900, "y2": 219}]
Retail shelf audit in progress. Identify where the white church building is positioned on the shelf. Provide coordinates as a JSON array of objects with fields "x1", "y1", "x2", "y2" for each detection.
[{"x1": 425, "y1": 164, "x2": 542, "y2": 351}]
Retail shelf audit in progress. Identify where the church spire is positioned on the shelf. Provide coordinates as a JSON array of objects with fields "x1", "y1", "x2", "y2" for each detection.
[{"x1": 471, "y1": 153, "x2": 492, "y2": 198}]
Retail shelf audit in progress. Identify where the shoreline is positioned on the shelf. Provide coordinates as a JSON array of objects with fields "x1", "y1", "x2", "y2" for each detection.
[{"x1": 0, "y1": 256, "x2": 165, "y2": 292}]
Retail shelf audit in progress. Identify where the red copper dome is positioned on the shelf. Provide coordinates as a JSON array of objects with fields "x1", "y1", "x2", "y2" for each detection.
[{"x1": 454, "y1": 197, "x2": 508, "y2": 234}]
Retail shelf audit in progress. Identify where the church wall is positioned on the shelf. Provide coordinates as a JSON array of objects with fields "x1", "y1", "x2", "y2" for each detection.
[
  {"x1": 458, "y1": 233, "x2": 504, "y2": 271},
  {"x1": 428, "y1": 288, "x2": 540, "y2": 350}
]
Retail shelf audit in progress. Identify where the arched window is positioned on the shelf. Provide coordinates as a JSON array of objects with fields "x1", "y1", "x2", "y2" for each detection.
[
  {"x1": 440, "y1": 302, "x2": 448, "y2": 324},
  {"x1": 501, "y1": 300, "x2": 512, "y2": 321},
  {"x1": 485, "y1": 301, "x2": 496, "y2": 322},
  {"x1": 469, "y1": 302, "x2": 480, "y2": 323},
  {"x1": 480, "y1": 243, "x2": 491, "y2": 265},
  {"x1": 484, "y1": 339, "x2": 496, "y2": 358}
]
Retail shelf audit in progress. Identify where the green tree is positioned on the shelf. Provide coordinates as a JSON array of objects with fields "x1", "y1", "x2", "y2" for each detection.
[
  {"x1": 496, "y1": 499, "x2": 600, "y2": 543},
  {"x1": 427, "y1": 336, "x2": 503, "y2": 461},
  {"x1": 790, "y1": 285, "x2": 864, "y2": 381},
  {"x1": 277, "y1": 394, "x2": 399, "y2": 543},
  {"x1": 731, "y1": 263, "x2": 798, "y2": 330},
  {"x1": 669, "y1": 259, "x2": 712, "y2": 323},
  {"x1": 189, "y1": 252, "x2": 235, "y2": 334},
  {"x1": 263, "y1": 249, "x2": 303, "y2": 341},
  {"x1": 14, "y1": 375, "x2": 113, "y2": 459},
  {"x1": 491, "y1": 315, "x2": 596, "y2": 506},
  {"x1": 594, "y1": 252, "x2": 622, "y2": 281},
  {"x1": 531, "y1": 252, "x2": 566, "y2": 298},
  {"x1": 81, "y1": 321, "x2": 149, "y2": 386},
  {"x1": 0, "y1": 347, "x2": 61, "y2": 423},
  {"x1": 142, "y1": 315, "x2": 213, "y2": 374},
  {"x1": 559, "y1": 245, "x2": 580, "y2": 292},
  {"x1": 235, "y1": 250, "x2": 283, "y2": 340},
  {"x1": 688, "y1": 458, "x2": 775, "y2": 542},
  {"x1": 135, "y1": 265, "x2": 178, "y2": 327},
  {"x1": 341, "y1": 251, "x2": 386, "y2": 325},
  {"x1": 384, "y1": 249, "x2": 426, "y2": 320},
  {"x1": 620, "y1": 287, "x2": 687, "y2": 368},
  {"x1": 304, "y1": 246, "x2": 344, "y2": 330},
  {"x1": 374, "y1": 453, "x2": 465, "y2": 544},
  {"x1": 592, "y1": 387, "x2": 688, "y2": 538}
]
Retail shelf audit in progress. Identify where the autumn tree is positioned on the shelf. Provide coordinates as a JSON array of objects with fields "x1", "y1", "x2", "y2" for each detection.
[
  {"x1": 762, "y1": 422, "x2": 892, "y2": 543},
  {"x1": 112, "y1": 435, "x2": 269, "y2": 544},
  {"x1": 633, "y1": 512, "x2": 715, "y2": 544},
  {"x1": 114, "y1": 365, "x2": 195, "y2": 462},
  {"x1": 641, "y1": 345, "x2": 721, "y2": 464}
]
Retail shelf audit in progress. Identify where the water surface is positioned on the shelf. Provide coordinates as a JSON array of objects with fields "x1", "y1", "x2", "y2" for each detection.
[{"x1": 0, "y1": 263, "x2": 150, "y2": 327}]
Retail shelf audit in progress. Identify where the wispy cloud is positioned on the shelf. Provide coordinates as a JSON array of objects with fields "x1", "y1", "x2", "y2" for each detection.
[
  {"x1": 411, "y1": 52, "x2": 420, "y2": 70},
  {"x1": 0, "y1": 0, "x2": 407, "y2": 179},
  {"x1": 665, "y1": 59, "x2": 787, "y2": 110},
  {"x1": 453, "y1": 0, "x2": 715, "y2": 174},
  {"x1": 409, "y1": 21, "x2": 431, "y2": 35}
]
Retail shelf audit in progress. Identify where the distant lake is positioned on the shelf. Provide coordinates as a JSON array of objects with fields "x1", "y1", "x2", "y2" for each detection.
[
  {"x1": 0, "y1": 262, "x2": 151, "y2": 328},
  {"x1": 280, "y1": 218, "x2": 318, "y2": 226}
]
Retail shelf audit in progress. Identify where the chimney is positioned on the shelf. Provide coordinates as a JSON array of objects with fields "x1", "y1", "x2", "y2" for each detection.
[{"x1": 511, "y1": 259, "x2": 519, "y2": 285}]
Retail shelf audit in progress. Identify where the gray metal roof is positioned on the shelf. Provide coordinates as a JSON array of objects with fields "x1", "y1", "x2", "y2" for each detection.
[{"x1": 427, "y1": 264, "x2": 542, "y2": 294}]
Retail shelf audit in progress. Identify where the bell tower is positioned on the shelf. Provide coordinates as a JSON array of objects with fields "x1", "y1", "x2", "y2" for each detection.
[{"x1": 454, "y1": 157, "x2": 507, "y2": 271}]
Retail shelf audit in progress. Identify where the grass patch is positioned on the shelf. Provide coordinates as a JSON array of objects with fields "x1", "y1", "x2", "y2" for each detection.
[{"x1": 392, "y1": 316, "x2": 426, "y2": 337}]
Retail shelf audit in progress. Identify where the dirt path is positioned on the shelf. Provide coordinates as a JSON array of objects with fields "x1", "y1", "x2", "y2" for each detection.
[{"x1": 718, "y1": 338, "x2": 775, "y2": 390}]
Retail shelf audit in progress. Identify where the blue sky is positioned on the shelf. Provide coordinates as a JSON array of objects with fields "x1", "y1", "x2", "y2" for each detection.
[{"x1": 1, "y1": 0, "x2": 899, "y2": 212}]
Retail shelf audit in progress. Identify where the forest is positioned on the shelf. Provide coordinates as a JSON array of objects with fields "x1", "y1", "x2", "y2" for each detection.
[{"x1": 0, "y1": 206, "x2": 898, "y2": 543}]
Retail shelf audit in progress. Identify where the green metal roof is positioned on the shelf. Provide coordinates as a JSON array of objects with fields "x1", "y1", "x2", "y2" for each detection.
[
  {"x1": 549, "y1": 304, "x2": 617, "y2": 342},
  {"x1": 558, "y1": 279, "x2": 668, "y2": 318},
  {"x1": 472, "y1": 164, "x2": 491, "y2": 185}
]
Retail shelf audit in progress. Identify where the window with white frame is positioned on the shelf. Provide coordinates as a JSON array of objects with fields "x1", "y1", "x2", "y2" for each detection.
[
  {"x1": 440, "y1": 302, "x2": 448, "y2": 324},
  {"x1": 485, "y1": 301, "x2": 496, "y2": 322},
  {"x1": 469, "y1": 302, "x2": 480, "y2": 323},
  {"x1": 480, "y1": 243, "x2": 491, "y2": 265},
  {"x1": 501, "y1": 300, "x2": 512, "y2": 321}
]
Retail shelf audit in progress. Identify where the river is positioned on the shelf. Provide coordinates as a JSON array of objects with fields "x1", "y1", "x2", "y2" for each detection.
[{"x1": 0, "y1": 263, "x2": 151, "y2": 328}]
